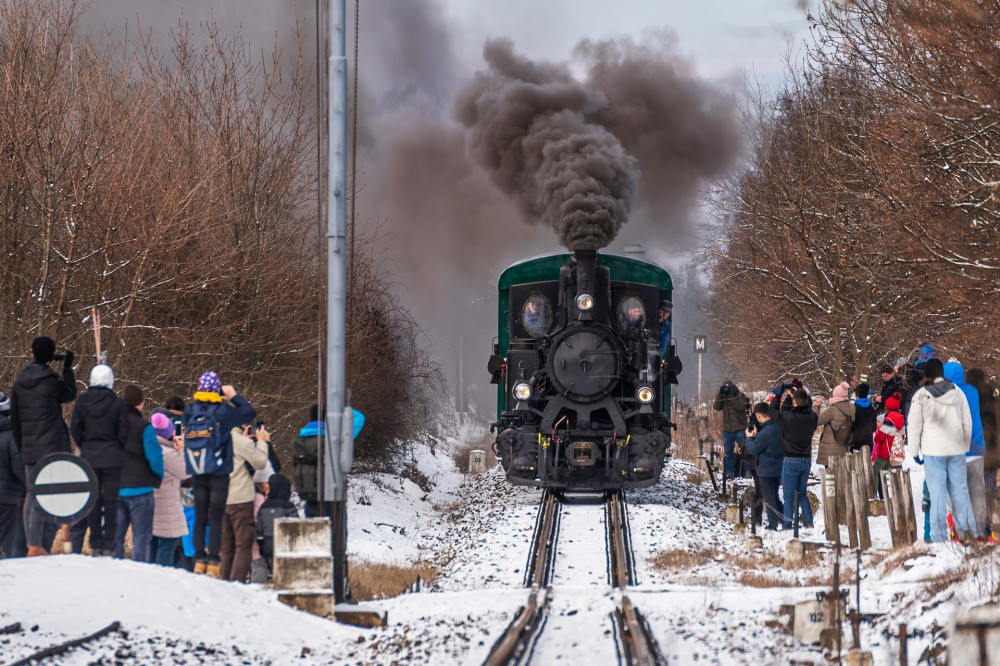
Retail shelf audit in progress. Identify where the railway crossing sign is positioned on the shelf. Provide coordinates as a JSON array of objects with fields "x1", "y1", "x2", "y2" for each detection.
[
  {"x1": 29, "y1": 453, "x2": 99, "y2": 524},
  {"x1": 694, "y1": 335, "x2": 707, "y2": 354}
]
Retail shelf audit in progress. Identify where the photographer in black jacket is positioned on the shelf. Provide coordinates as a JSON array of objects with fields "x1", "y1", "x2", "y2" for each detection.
[
  {"x1": 769, "y1": 386, "x2": 818, "y2": 530},
  {"x1": 10, "y1": 337, "x2": 76, "y2": 556}
]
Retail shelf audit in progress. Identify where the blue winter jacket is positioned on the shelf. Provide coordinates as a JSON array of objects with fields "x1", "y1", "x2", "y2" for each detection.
[
  {"x1": 943, "y1": 361, "x2": 985, "y2": 456},
  {"x1": 659, "y1": 320, "x2": 671, "y2": 356},
  {"x1": 745, "y1": 419, "x2": 784, "y2": 477}
]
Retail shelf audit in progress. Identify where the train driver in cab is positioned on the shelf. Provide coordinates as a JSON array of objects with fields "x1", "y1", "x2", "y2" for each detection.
[{"x1": 658, "y1": 299, "x2": 672, "y2": 355}]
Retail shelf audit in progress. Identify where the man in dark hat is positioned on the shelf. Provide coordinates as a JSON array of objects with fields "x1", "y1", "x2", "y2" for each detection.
[
  {"x1": 875, "y1": 363, "x2": 903, "y2": 414},
  {"x1": 10, "y1": 336, "x2": 76, "y2": 556},
  {"x1": 658, "y1": 299, "x2": 673, "y2": 356}
]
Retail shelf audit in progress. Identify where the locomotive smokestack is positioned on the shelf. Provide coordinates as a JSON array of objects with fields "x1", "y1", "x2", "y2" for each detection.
[{"x1": 573, "y1": 249, "x2": 598, "y2": 320}]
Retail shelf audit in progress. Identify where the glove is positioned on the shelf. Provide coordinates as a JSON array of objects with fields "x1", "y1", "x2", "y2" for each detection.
[
  {"x1": 913, "y1": 455, "x2": 923, "y2": 465},
  {"x1": 62, "y1": 350, "x2": 74, "y2": 368}
]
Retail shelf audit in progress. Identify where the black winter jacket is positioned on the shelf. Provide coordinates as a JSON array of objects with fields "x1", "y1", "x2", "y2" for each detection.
[
  {"x1": 745, "y1": 419, "x2": 784, "y2": 477},
  {"x1": 10, "y1": 362, "x2": 76, "y2": 465},
  {"x1": 0, "y1": 414, "x2": 26, "y2": 504},
  {"x1": 769, "y1": 396, "x2": 818, "y2": 458},
  {"x1": 878, "y1": 376, "x2": 903, "y2": 413},
  {"x1": 851, "y1": 401, "x2": 877, "y2": 450},
  {"x1": 121, "y1": 407, "x2": 161, "y2": 490},
  {"x1": 70, "y1": 388, "x2": 130, "y2": 469}
]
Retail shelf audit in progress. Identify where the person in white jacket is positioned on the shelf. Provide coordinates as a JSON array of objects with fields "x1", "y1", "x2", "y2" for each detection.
[{"x1": 907, "y1": 358, "x2": 978, "y2": 543}]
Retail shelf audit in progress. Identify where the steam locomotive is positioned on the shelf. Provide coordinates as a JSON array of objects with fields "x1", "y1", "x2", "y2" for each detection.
[{"x1": 488, "y1": 249, "x2": 681, "y2": 489}]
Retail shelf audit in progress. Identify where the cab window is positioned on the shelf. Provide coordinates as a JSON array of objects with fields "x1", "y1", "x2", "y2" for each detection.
[
  {"x1": 617, "y1": 295, "x2": 646, "y2": 331},
  {"x1": 522, "y1": 294, "x2": 552, "y2": 338}
]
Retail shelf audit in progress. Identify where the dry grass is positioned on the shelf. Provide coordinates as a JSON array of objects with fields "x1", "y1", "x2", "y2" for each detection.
[
  {"x1": 349, "y1": 561, "x2": 438, "y2": 601},
  {"x1": 682, "y1": 466, "x2": 705, "y2": 487},
  {"x1": 652, "y1": 547, "x2": 721, "y2": 573},
  {"x1": 452, "y1": 431, "x2": 497, "y2": 475}
]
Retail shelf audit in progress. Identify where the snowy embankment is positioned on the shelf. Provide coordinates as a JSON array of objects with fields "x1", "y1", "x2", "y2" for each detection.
[{"x1": 1, "y1": 436, "x2": 996, "y2": 665}]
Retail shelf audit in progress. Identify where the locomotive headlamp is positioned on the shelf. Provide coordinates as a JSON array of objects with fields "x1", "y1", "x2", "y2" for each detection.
[
  {"x1": 513, "y1": 382, "x2": 532, "y2": 401},
  {"x1": 576, "y1": 293, "x2": 594, "y2": 311},
  {"x1": 636, "y1": 386, "x2": 655, "y2": 404}
]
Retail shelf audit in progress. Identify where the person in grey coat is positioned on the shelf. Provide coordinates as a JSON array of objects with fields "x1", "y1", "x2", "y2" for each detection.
[{"x1": 714, "y1": 380, "x2": 749, "y2": 478}]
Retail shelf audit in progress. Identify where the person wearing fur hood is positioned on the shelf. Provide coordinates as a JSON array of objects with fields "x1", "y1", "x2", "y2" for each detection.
[{"x1": 815, "y1": 382, "x2": 856, "y2": 466}]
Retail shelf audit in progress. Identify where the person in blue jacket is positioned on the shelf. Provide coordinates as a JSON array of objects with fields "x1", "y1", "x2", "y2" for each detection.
[
  {"x1": 658, "y1": 300, "x2": 672, "y2": 355},
  {"x1": 943, "y1": 360, "x2": 988, "y2": 539},
  {"x1": 745, "y1": 402, "x2": 785, "y2": 530}
]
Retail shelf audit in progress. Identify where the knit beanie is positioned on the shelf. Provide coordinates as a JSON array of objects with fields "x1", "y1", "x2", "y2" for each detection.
[
  {"x1": 151, "y1": 412, "x2": 173, "y2": 440},
  {"x1": 31, "y1": 336, "x2": 55, "y2": 363},
  {"x1": 197, "y1": 371, "x2": 222, "y2": 394},
  {"x1": 123, "y1": 384, "x2": 144, "y2": 407},
  {"x1": 885, "y1": 392, "x2": 902, "y2": 413},
  {"x1": 830, "y1": 382, "x2": 850, "y2": 404},
  {"x1": 89, "y1": 364, "x2": 115, "y2": 389}
]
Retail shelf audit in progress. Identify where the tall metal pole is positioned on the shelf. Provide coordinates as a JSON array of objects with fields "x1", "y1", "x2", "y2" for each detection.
[
  {"x1": 324, "y1": 0, "x2": 349, "y2": 604},
  {"x1": 697, "y1": 353, "x2": 703, "y2": 408}
]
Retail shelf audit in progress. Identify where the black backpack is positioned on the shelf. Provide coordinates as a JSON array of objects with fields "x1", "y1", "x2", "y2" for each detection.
[{"x1": 293, "y1": 433, "x2": 320, "y2": 500}]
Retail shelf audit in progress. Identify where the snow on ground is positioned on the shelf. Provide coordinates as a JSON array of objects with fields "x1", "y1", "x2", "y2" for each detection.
[
  {"x1": 1, "y1": 436, "x2": 996, "y2": 665},
  {"x1": 0, "y1": 555, "x2": 360, "y2": 664}
]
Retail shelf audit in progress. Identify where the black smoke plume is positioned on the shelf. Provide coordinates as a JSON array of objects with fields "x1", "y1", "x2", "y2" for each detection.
[
  {"x1": 455, "y1": 36, "x2": 740, "y2": 252},
  {"x1": 455, "y1": 39, "x2": 636, "y2": 251}
]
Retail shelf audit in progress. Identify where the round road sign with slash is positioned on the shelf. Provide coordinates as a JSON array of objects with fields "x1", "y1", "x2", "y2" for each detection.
[{"x1": 29, "y1": 452, "x2": 99, "y2": 524}]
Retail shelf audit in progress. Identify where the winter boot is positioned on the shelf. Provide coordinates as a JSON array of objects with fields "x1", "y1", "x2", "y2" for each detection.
[
  {"x1": 27, "y1": 546, "x2": 49, "y2": 557},
  {"x1": 193, "y1": 559, "x2": 208, "y2": 574},
  {"x1": 205, "y1": 562, "x2": 221, "y2": 578}
]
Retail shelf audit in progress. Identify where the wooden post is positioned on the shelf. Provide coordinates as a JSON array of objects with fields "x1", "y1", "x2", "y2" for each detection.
[
  {"x1": 824, "y1": 471, "x2": 840, "y2": 545},
  {"x1": 840, "y1": 458, "x2": 860, "y2": 548},
  {"x1": 899, "y1": 623, "x2": 908, "y2": 666},
  {"x1": 883, "y1": 469, "x2": 900, "y2": 547},
  {"x1": 850, "y1": 454, "x2": 871, "y2": 551},
  {"x1": 859, "y1": 446, "x2": 875, "y2": 499},
  {"x1": 900, "y1": 470, "x2": 918, "y2": 545}
]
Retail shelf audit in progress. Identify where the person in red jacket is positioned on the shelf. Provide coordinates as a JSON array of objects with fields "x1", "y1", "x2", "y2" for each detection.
[{"x1": 872, "y1": 392, "x2": 904, "y2": 499}]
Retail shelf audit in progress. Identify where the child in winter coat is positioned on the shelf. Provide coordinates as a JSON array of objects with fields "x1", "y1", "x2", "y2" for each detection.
[
  {"x1": 872, "y1": 392, "x2": 904, "y2": 499},
  {"x1": 149, "y1": 412, "x2": 190, "y2": 566},
  {"x1": 256, "y1": 473, "x2": 298, "y2": 576}
]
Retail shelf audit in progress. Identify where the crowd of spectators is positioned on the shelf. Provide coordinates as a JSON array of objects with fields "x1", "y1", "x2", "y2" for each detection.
[{"x1": 717, "y1": 342, "x2": 999, "y2": 544}]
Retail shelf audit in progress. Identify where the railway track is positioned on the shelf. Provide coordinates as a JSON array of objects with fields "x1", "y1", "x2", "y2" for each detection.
[{"x1": 482, "y1": 490, "x2": 667, "y2": 666}]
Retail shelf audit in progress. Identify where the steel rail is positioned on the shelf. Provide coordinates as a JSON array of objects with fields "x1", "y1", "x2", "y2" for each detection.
[
  {"x1": 483, "y1": 490, "x2": 560, "y2": 666},
  {"x1": 607, "y1": 490, "x2": 667, "y2": 666}
]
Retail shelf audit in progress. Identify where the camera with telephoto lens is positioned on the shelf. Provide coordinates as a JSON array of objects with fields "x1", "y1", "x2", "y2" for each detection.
[{"x1": 719, "y1": 381, "x2": 736, "y2": 397}]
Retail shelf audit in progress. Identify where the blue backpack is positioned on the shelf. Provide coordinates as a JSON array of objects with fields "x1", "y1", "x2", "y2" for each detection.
[{"x1": 184, "y1": 402, "x2": 225, "y2": 475}]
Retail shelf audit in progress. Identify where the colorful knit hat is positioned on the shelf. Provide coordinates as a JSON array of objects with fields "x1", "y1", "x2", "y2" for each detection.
[
  {"x1": 151, "y1": 412, "x2": 174, "y2": 440},
  {"x1": 885, "y1": 392, "x2": 902, "y2": 413},
  {"x1": 197, "y1": 371, "x2": 222, "y2": 394}
]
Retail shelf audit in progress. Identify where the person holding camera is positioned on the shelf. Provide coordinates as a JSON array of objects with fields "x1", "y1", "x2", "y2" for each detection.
[
  {"x1": 713, "y1": 380, "x2": 749, "y2": 478},
  {"x1": 769, "y1": 386, "x2": 819, "y2": 530},
  {"x1": 68, "y1": 364, "x2": 130, "y2": 555},
  {"x1": 744, "y1": 402, "x2": 785, "y2": 530},
  {"x1": 10, "y1": 336, "x2": 77, "y2": 556},
  {"x1": 220, "y1": 422, "x2": 268, "y2": 582}
]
